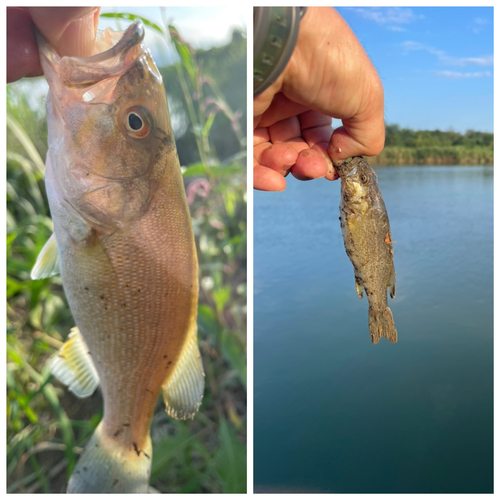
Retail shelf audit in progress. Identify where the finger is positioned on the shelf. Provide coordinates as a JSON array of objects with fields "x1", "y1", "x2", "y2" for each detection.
[
  {"x1": 327, "y1": 75, "x2": 385, "y2": 163},
  {"x1": 254, "y1": 165, "x2": 287, "y2": 191},
  {"x1": 300, "y1": 118, "x2": 336, "y2": 180},
  {"x1": 268, "y1": 116, "x2": 312, "y2": 155},
  {"x1": 328, "y1": 117, "x2": 385, "y2": 163},
  {"x1": 258, "y1": 93, "x2": 309, "y2": 128},
  {"x1": 268, "y1": 116, "x2": 301, "y2": 144},
  {"x1": 29, "y1": 7, "x2": 100, "y2": 58},
  {"x1": 299, "y1": 109, "x2": 332, "y2": 130},
  {"x1": 254, "y1": 77, "x2": 285, "y2": 119},
  {"x1": 7, "y1": 8, "x2": 42, "y2": 82},
  {"x1": 291, "y1": 148, "x2": 329, "y2": 181},
  {"x1": 257, "y1": 143, "x2": 298, "y2": 176},
  {"x1": 254, "y1": 127, "x2": 270, "y2": 146}
]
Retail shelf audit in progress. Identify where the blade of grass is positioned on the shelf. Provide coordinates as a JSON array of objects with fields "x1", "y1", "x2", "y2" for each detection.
[
  {"x1": 7, "y1": 345, "x2": 77, "y2": 474},
  {"x1": 7, "y1": 114, "x2": 45, "y2": 176},
  {"x1": 100, "y1": 12, "x2": 164, "y2": 35}
]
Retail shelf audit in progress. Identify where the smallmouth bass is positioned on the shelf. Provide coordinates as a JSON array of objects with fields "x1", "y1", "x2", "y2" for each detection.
[
  {"x1": 336, "y1": 157, "x2": 397, "y2": 344},
  {"x1": 33, "y1": 21, "x2": 204, "y2": 492}
]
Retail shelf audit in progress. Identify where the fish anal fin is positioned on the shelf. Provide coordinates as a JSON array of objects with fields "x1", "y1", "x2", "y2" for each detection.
[
  {"x1": 31, "y1": 232, "x2": 60, "y2": 280},
  {"x1": 162, "y1": 323, "x2": 204, "y2": 420},
  {"x1": 50, "y1": 327, "x2": 99, "y2": 398}
]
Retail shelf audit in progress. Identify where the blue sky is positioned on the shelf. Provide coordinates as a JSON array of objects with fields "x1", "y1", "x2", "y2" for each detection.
[{"x1": 334, "y1": 7, "x2": 493, "y2": 133}]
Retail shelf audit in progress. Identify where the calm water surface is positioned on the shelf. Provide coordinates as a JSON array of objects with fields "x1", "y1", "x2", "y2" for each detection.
[{"x1": 254, "y1": 166, "x2": 493, "y2": 493}]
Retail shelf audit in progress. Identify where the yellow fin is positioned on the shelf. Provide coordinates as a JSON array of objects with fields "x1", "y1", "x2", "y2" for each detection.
[
  {"x1": 50, "y1": 327, "x2": 99, "y2": 398},
  {"x1": 31, "y1": 232, "x2": 60, "y2": 280},
  {"x1": 162, "y1": 324, "x2": 204, "y2": 420}
]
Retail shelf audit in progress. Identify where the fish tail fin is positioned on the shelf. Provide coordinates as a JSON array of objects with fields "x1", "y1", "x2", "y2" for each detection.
[
  {"x1": 368, "y1": 306, "x2": 398, "y2": 344},
  {"x1": 67, "y1": 423, "x2": 152, "y2": 493}
]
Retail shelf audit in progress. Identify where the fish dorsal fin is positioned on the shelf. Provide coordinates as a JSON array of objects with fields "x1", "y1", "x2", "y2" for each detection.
[
  {"x1": 50, "y1": 327, "x2": 99, "y2": 398},
  {"x1": 162, "y1": 323, "x2": 204, "y2": 420},
  {"x1": 31, "y1": 232, "x2": 60, "y2": 280}
]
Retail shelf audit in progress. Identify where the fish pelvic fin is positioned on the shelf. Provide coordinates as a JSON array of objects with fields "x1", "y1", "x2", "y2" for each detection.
[
  {"x1": 31, "y1": 232, "x2": 60, "y2": 280},
  {"x1": 368, "y1": 306, "x2": 398, "y2": 344},
  {"x1": 50, "y1": 327, "x2": 99, "y2": 398},
  {"x1": 162, "y1": 322, "x2": 204, "y2": 420},
  {"x1": 67, "y1": 423, "x2": 151, "y2": 493}
]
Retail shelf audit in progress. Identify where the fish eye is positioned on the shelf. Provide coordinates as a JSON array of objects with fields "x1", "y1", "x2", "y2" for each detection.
[
  {"x1": 128, "y1": 113, "x2": 143, "y2": 130},
  {"x1": 360, "y1": 174, "x2": 369, "y2": 184},
  {"x1": 123, "y1": 106, "x2": 152, "y2": 139}
]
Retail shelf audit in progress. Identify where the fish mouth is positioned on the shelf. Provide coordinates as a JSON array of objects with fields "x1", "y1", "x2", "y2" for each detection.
[
  {"x1": 38, "y1": 21, "x2": 145, "y2": 88},
  {"x1": 335, "y1": 156, "x2": 365, "y2": 178}
]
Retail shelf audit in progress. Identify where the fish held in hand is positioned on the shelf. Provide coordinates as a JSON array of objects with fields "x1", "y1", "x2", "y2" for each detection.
[
  {"x1": 336, "y1": 157, "x2": 397, "y2": 344},
  {"x1": 33, "y1": 21, "x2": 204, "y2": 492}
]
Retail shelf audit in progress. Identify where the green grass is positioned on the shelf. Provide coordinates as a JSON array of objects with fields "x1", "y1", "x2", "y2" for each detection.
[{"x1": 7, "y1": 13, "x2": 246, "y2": 493}]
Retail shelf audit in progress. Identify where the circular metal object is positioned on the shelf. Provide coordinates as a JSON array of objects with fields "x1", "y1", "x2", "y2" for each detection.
[{"x1": 254, "y1": 7, "x2": 307, "y2": 96}]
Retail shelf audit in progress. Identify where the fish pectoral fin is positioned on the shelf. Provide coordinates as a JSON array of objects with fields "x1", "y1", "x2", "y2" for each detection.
[
  {"x1": 162, "y1": 323, "x2": 204, "y2": 420},
  {"x1": 388, "y1": 266, "x2": 396, "y2": 299},
  {"x1": 31, "y1": 232, "x2": 60, "y2": 280},
  {"x1": 50, "y1": 327, "x2": 99, "y2": 398},
  {"x1": 355, "y1": 276, "x2": 364, "y2": 299}
]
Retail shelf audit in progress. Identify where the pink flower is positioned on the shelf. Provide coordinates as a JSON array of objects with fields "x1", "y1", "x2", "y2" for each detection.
[{"x1": 186, "y1": 178, "x2": 210, "y2": 205}]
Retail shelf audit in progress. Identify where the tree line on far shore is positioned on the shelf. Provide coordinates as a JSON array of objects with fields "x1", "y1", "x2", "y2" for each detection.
[{"x1": 371, "y1": 124, "x2": 493, "y2": 166}]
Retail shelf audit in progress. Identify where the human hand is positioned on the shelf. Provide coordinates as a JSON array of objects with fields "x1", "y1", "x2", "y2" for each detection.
[
  {"x1": 7, "y1": 7, "x2": 100, "y2": 83},
  {"x1": 254, "y1": 7, "x2": 385, "y2": 191}
]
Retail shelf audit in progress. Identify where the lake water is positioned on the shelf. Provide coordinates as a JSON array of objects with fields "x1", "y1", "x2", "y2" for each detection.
[{"x1": 254, "y1": 166, "x2": 493, "y2": 493}]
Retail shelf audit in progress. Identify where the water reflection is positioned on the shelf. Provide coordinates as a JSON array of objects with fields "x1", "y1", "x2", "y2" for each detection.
[{"x1": 254, "y1": 166, "x2": 493, "y2": 493}]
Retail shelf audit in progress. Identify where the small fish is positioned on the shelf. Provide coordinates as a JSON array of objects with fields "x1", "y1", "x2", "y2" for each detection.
[
  {"x1": 33, "y1": 21, "x2": 204, "y2": 492},
  {"x1": 336, "y1": 157, "x2": 397, "y2": 344}
]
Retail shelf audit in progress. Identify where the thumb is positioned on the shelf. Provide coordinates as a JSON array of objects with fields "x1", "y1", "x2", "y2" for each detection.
[
  {"x1": 327, "y1": 80, "x2": 386, "y2": 163},
  {"x1": 28, "y1": 7, "x2": 100, "y2": 58}
]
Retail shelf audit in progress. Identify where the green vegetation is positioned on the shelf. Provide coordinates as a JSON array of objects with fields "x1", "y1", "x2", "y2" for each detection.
[
  {"x1": 7, "y1": 12, "x2": 246, "y2": 493},
  {"x1": 370, "y1": 124, "x2": 493, "y2": 165}
]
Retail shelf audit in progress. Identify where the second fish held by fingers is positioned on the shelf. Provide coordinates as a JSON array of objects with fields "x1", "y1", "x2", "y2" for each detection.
[{"x1": 336, "y1": 157, "x2": 398, "y2": 344}]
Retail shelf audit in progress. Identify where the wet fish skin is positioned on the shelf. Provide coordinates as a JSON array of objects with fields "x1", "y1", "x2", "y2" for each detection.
[
  {"x1": 36, "y1": 21, "x2": 204, "y2": 492},
  {"x1": 336, "y1": 157, "x2": 397, "y2": 344}
]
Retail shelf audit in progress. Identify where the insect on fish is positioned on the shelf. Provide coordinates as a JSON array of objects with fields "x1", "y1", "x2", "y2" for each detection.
[
  {"x1": 32, "y1": 21, "x2": 204, "y2": 492},
  {"x1": 335, "y1": 157, "x2": 397, "y2": 344}
]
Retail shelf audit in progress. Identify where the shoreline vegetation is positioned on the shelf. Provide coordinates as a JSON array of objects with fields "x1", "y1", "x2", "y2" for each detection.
[{"x1": 369, "y1": 124, "x2": 493, "y2": 166}]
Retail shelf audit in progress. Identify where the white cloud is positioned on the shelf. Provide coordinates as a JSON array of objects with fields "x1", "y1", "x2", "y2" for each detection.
[
  {"x1": 435, "y1": 70, "x2": 491, "y2": 79},
  {"x1": 474, "y1": 17, "x2": 489, "y2": 25},
  {"x1": 351, "y1": 7, "x2": 421, "y2": 25},
  {"x1": 401, "y1": 41, "x2": 493, "y2": 67},
  {"x1": 401, "y1": 41, "x2": 444, "y2": 58},
  {"x1": 441, "y1": 55, "x2": 493, "y2": 67},
  {"x1": 472, "y1": 16, "x2": 490, "y2": 34},
  {"x1": 349, "y1": 7, "x2": 423, "y2": 31}
]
